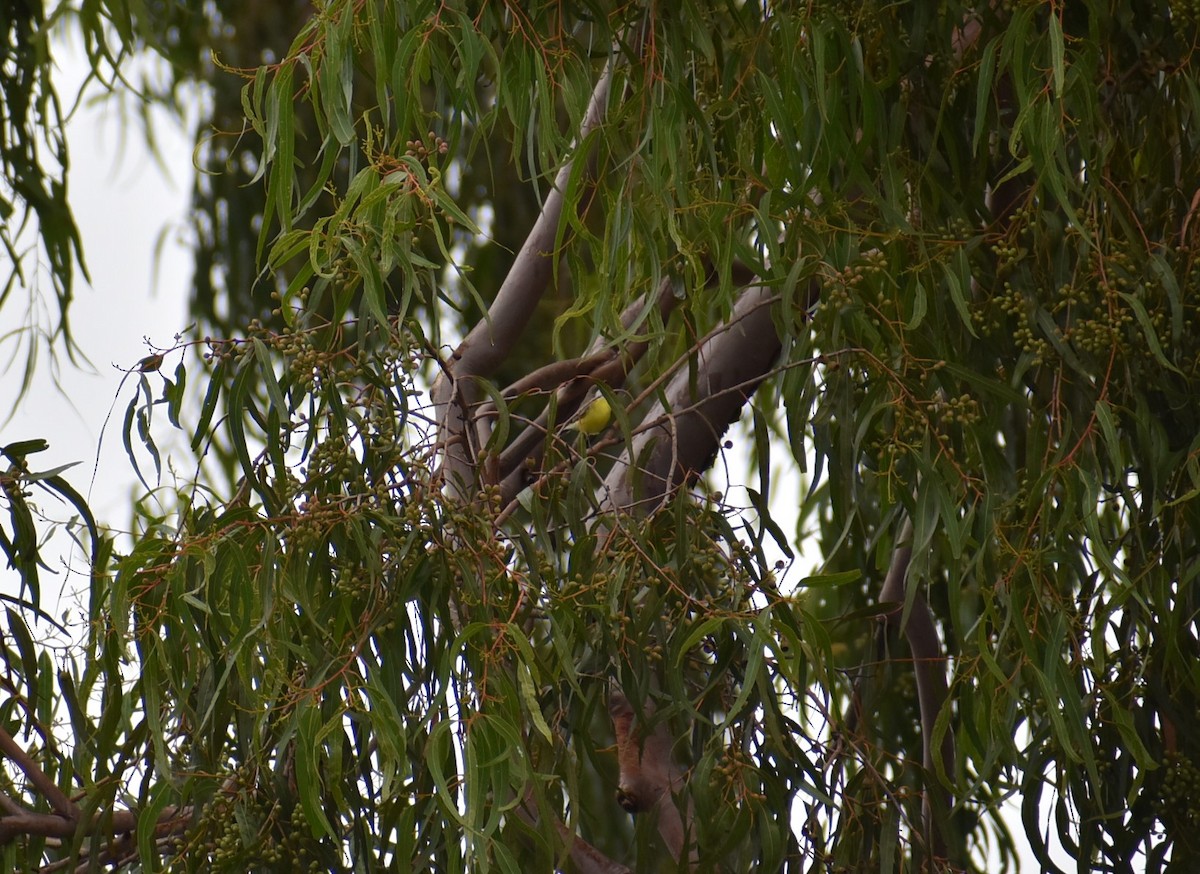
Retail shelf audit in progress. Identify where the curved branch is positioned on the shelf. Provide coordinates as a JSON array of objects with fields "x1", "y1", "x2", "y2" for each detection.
[
  {"x1": 431, "y1": 36, "x2": 632, "y2": 495},
  {"x1": 494, "y1": 275, "x2": 680, "y2": 498},
  {"x1": 602, "y1": 281, "x2": 786, "y2": 514},
  {"x1": 0, "y1": 724, "x2": 193, "y2": 869},
  {"x1": 444, "y1": 46, "x2": 621, "y2": 386}
]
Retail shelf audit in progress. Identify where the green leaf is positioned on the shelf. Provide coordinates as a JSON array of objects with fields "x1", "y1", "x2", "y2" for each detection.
[
  {"x1": 164, "y1": 361, "x2": 187, "y2": 428},
  {"x1": 517, "y1": 663, "x2": 552, "y2": 744},
  {"x1": 942, "y1": 250, "x2": 978, "y2": 338},
  {"x1": 274, "y1": 65, "x2": 296, "y2": 227},
  {"x1": 1118, "y1": 291, "x2": 1182, "y2": 374},
  {"x1": 296, "y1": 702, "x2": 336, "y2": 839},
  {"x1": 1048, "y1": 13, "x2": 1065, "y2": 99},
  {"x1": 39, "y1": 473, "x2": 99, "y2": 565},
  {"x1": 227, "y1": 357, "x2": 272, "y2": 512},
  {"x1": 1, "y1": 439, "x2": 49, "y2": 461},
  {"x1": 675, "y1": 616, "x2": 726, "y2": 666},
  {"x1": 190, "y1": 361, "x2": 224, "y2": 452},
  {"x1": 905, "y1": 279, "x2": 927, "y2": 330},
  {"x1": 7, "y1": 608, "x2": 39, "y2": 713},
  {"x1": 136, "y1": 782, "x2": 174, "y2": 872},
  {"x1": 746, "y1": 488, "x2": 794, "y2": 560},
  {"x1": 252, "y1": 338, "x2": 289, "y2": 415},
  {"x1": 720, "y1": 610, "x2": 770, "y2": 724},
  {"x1": 973, "y1": 37, "x2": 999, "y2": 156},
  {"x1": 797, "y1": 569, "x2": 862, "y2": 588},
  {"x1": 880, "y1": 800, "x2": 899, "y2": 874},
  {"x1": 427, "y1": 718, "x2": 469, "y2": 829}
]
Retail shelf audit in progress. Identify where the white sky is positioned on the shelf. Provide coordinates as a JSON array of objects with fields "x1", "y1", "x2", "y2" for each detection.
[{"x1": 1, "y1": 44, "x2": 197, "y2": 622}]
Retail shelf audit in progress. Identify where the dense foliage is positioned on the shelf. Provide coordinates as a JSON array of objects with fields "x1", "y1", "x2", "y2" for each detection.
[{"x1": 4, "y1": 1, "x2": 1200, "y2": 872}]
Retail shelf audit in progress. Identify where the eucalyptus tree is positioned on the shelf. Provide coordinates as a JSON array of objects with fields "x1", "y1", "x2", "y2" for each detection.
[{"x1": 4, "y1": 2, "x2": 1200, "y2": 872}]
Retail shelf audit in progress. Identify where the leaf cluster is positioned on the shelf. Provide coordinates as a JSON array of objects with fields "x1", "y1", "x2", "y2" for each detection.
[{"x1": 7, "y1": 1, "x2": 1200, "y2": 872}]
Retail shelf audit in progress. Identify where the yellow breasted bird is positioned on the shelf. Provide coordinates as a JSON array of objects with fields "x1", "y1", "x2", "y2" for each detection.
[{"x1": 567, "y1": 396, "x2": 612, "y2": 436}]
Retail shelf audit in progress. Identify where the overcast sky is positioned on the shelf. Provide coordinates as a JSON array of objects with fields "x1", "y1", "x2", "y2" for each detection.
[{"x1": 1, "y1": 43, "x2": 198, "y2": 618}]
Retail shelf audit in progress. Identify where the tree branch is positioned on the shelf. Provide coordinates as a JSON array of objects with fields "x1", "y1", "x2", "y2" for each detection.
[
  {"x1": 602, "y1": 281, "x2": 786, "y2": 514},
  {"x1": 431, "y1": 34, "x2": 632, "y2": 495},
  {"x1": 494, "y1": 274, "x2": 681, "y2": 500},
  {"x1": 0, "y1": 724, "x2": 78, "y2": 823},
  {"x1": 875, "y1": 515, "x2": 955, "y2": 864},
  {"x1": 591, "y1": 277, "x2": 795, "y2": 865},
  {"x1": 0, "y1": 724, "x2": 194, "y2": 870},
  {"x1": 0, "y1": 790, "x2": 32, "y2": 817},
  {"x1": 609, "y1": 692, "x2": 694, "y2": 864},
  {"x1": 516, "y1": 792, "x2": 633, "y2": 874}
]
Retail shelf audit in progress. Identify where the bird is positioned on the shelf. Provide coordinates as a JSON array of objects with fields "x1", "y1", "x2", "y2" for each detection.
[{"x1": 567, "y1": 396, "x2": 612, "y2": 436}]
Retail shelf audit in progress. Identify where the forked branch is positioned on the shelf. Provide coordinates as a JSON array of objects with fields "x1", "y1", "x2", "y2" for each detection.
[
  {"x1": 431, "y1": 31, "x2": 636, "y2": 495},
  {"x1": 0, "y1": 724, "x2": 191, "y2": 871}
]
